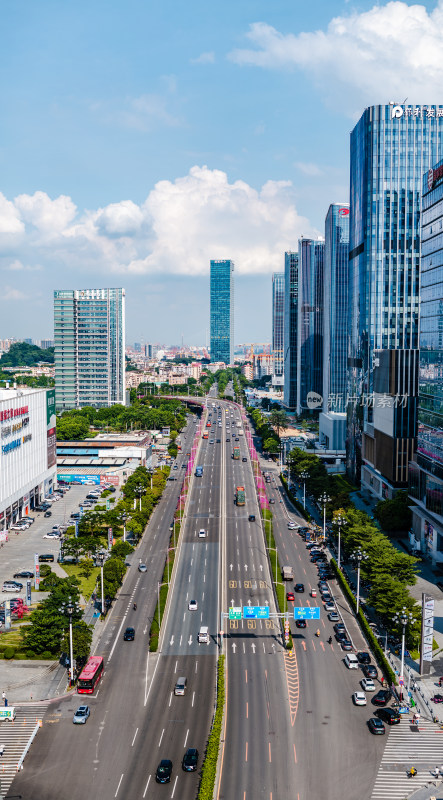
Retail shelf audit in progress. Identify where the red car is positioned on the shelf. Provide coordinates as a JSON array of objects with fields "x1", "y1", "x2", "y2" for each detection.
[{"x1": 286, "y1": 592, "x2": 295, "y2": 602}]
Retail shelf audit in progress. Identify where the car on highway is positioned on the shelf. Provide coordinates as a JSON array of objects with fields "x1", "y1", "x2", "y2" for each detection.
[
  {"x1": 73, "y1": 705, "x2": 90, "y2": 724},
  {"x1": 167, "y1": 476, "x2": 177, "y2": 481},
  {"x1": 311, "y1": 589, "x2": 317, "y2": 597},
  {"x1": 242, "y1": 457, "x2": 247, "y2": 462},
  {"x1": 198, "y1": 529, "x2": 206, "y2": 538},
  {"x1": 235, "y1": 437, "x2": 239, "y2": 441},
  {"x1": 286, "y1": 592, "x2": 295, "y2": 602},
  {"x1": 295, "y1": 583, "x2": 304, "y2": 593},
  {"x1": 173, "y1": 464, "x2": 178, "y2": 469},
  {"x1": 138, "y1": 563, "x2": 147, "y2": 573},
  {"x1": 156, "y1": 759, "x2": 173, "y2": 783},
  {"x1": 324, "y1": 602, "x2": 336, "y2": 613},
  {"x1": 269, "y1": 498, "x2": 275, "y2": 504},
  {"x1": 368, "y1": 717, "x2": 385, "y2": 735},
  {"x1": 13, "y1": 571, "x2": 34, "y2": 579},
  {"x1": 188, "y1": 599, "x2": 198, "y2": 611},
  {"x1": 123, "y1": 627, "x2": 135, "y2": 641},
  {"x1": 353, "y1": 692, "x2": 367, "y2": 706},
  {"x1": 209, "y1": 439, "x2": 214, "y2": 444},
  {"x1": 43, "y1": 531, "x2": 60, "y2": 539},
  {"x1": 182, "y1": 747, "x2": 199, "y2": 772},
  {"x1": 288, "y1": 522, "x2": 297, "y2": 529},
  {"x1": 226, "y1": 438, "x2": 230, "y2": 442},
  {"x1": 295, "y1": 619, "x2": 307, "y2": 628},
  {"x1": 2, "y1": 581, "x2": 23, "y2": 592},
  {"x1": 248, "y1": 514, "x2": 255, "y2": 522},
  {"x1": 328, "y1": 611, "x2": 340, "y2": 621},
  {"x1": 362, "y1": 664, "x2": 378, "y2": 680},
  {"x1": 216, "y1": 439, "x2": 221, "y2": 443},
  {"x1": 375, "y1": 707, "x2": 400, "y2": 725},
  {"x1": 334, "y1": 622, "x2": 345, "y2": 633},
  {"x1": 372, "y1": 689, "x2": 391, "y2": 706},
  {"x1": 361, "y1": 678, "x2": 376, "y2": 692},
  {"x1": 357, "y1": 652, "x2": 371, "y2": 665}
]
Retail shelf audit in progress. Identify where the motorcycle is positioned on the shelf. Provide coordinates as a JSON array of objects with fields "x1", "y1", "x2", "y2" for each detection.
[{"x1": 133, "y1": 603, "x2": 137, "y2": 611}]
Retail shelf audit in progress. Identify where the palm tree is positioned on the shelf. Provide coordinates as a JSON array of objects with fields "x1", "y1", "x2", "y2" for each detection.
[{"x1": 269, "y1": 409, "x2": 289, "y2": 439}]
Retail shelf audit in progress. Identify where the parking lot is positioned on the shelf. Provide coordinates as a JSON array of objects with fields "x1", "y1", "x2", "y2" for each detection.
[{"x1": 0, "y1": 485, "x2": 106, "y2": 599}]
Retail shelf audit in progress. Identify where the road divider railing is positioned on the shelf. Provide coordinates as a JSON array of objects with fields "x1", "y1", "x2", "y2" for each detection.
[
  {"x1": 149, "y1": 409, "x2": 207, "y2": 651},
  {"x1": 330, "y1": 557, "x2": 396, "y2": 685},
  {"x1": 280, "y1": 474, "x2": 312, "y2": 521},
  {"x1": 262, "y1": 509, "x2": 292, "y2": 650},
  {"x1": 197, "y1": 655, "x2": 225, "y2": 800}
]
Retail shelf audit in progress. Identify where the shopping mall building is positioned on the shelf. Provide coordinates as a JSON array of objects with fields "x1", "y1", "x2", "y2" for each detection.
[{"x1": 0, "y1": 387, "x2": 57, "y2": 528}]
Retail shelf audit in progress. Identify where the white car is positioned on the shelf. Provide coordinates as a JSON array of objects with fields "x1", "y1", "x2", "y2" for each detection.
[
  {"x1": 324, "y1": 602, "x2": 336, "y2": 613},
  {"x1": 287, "y1": 522, "x2": 297, "y2": 530},
  {"x1": 43, "y1": 532, "x2": 60, "y2": 539},
  {"x1": 353, "y1": 692, "x2": 367, "y2": 706},
  {"x1": 10, "y1": 523, "x2": 29, "y2": 531},
  {"x1": 361, "y1": 678, "x2": 376, "y2": 692},
  {"x1": 188, "y1": 599, "x2": 198, "y2": 611},
  {"x1": 198, "y1": 529, "x2": 206, "y2": 538}
]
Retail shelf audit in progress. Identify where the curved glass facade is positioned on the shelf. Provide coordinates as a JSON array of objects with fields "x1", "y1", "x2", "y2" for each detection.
[{"x1": 323, "y1": 204, "x2": 349, "y2": 413}]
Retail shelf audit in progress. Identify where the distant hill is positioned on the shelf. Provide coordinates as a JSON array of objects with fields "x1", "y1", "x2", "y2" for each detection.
[{"x1": 0, "y1": 343, "x2": 55, "y2": 367}]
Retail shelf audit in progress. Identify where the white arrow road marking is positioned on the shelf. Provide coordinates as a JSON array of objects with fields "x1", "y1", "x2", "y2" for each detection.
[
  {"x1": 188, "y1": 635, "x2": 192, "y2": 645},
  {"x1": 230, "y1": 563, "x2": 233, "y2": 571},
  {"x1": 251, "y1": 643, "x2": 256, "y2": 653},
  {"x1": 244, "y1": 564, "x2": 248, "y2": 571},
  {"x1": 170, "y1": 636, "x2": 174, "y2": 646},
  {"x1": 259, "y1": 565, "x2": 263, "y2": 572},
  {"x1": 232, "y1": 642, "x2": 237, "y2": 653}
]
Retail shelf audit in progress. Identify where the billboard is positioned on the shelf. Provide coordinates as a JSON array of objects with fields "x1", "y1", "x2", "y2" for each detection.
[
  {"x1": 57, "y1": 473, "x2": 100, "y2": 485},
  {"x1": 46, "y1": 389, "x2": 56, "y2": 468},
  {"x1": 420, "y1": 593, "x2": 434, "y2": 675}
]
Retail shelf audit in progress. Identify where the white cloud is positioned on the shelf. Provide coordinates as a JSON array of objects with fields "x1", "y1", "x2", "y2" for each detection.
[
  {"x1": 294, "y1": 162, "x2": 324, "y2": 177},
  {"x1": 191, "y1": 51, "x2": 215, "y2": 64},
  {"x1": 4, "y1": 259, "x2": 42, "y2": 272},
  {"x1": 0, "y1": 193, "x2": 24, "y2": 236},
  {"x1": 228, "y1": 2, "x2": 443, "y2": 108},
  {"x1": 0, "y1": 167, "x2": 317, "y2": 279},
  {"x1": 1, "y1": 287, "x2": 28, "y2": 301}
]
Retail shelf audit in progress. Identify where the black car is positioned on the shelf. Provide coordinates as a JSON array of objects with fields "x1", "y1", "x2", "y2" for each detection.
[
  {"x1": 334, "y1": 622, "x2": 346, "y2": 634},
  {"x1": 226, "y1": 438, "x2": 230, "y2": 442},
  {"x1": 156, "y1": 759, "x2": 172, "y2": 783},
  {"x1": 123, "y1": 627, "x2": 135, "y2": 641},
  {"x1": 357, "y1": 651, "x2": 371, "y2": 665},
  {"x1": 335, "y1": 631, "x2": 348, "y2": 642},
  {"x1": 375, "y1": 707, "x2": 400, "y2": 725},
  {"x1": 341, "y1": 639, "x2": 353, "y2": 651},
  {"x1": 182, "y1": 748, "x2": 199, "y2": 772},
  {"x1": 269, "y1": 499, "x2": 275, "y2": 504},
  {"x1": 216, "y1": 439, "x2": 221, "y2": 443},
  {"x1": 363, "y1": 664, "x2": 378, "y2": 679},
  {"x1": 248, "y1": 514, "x2": 255, "y2": 522},
  {"x1": 295, "y1": 619, "x2": 307, "y2": 628},
  {"x1": 13, "y1": 571, "x2": 34, "y2": 579},
  {"x1": 368, "y1": 717, "x2": 385, "y2": 735},
  {"x1": 372, "y1": 689, "x2": 391, "y2": 706},
  {"x1": 44, "y1": 510, "x2": 52, "y2": 517},
  {"x1": 294, "y1": 583, "x2": 305, "y2": 593},
  {"x1": 242, "y1": 457, "x2": 247, "y2": 462}
]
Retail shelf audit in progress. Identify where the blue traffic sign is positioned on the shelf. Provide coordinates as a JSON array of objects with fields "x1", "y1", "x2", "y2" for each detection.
[
  {"x1": 293, "y1": 606, "x2": 320, "y2": 620},
  {"x1": 243, "y1": 606, "x2": 270, "y2": 619}
]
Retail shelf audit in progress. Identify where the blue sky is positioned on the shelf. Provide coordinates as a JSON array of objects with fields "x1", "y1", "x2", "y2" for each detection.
[{"x1": 0, "y1": 0, "x2": 442, "y2": 344}]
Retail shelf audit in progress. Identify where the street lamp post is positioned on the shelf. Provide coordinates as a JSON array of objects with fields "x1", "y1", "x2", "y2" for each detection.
[
  {"x1": 96, "y1": 551, "x2": 106, "y2": 615},
  {"x1": 59, "y1": 595, "x2": 80, "y2": 686},
  {"x1": 119, "y1": 512, "x2": 128, "y2": 543},
  {"x1": 351, "y1": 548, "x2": 368, "y2": 613},
  {"x1": 300, "y1": 471, "x2": 309, "y2": 510},
  {"x1": 334, "y1": 513, "x2": 347, "y2": 570},
  {"x1": 319, "y1": 492, "x2": 331, "y2": 541},
  {"x1": 135, "y1": 484, "x2": 144, "y2": 511},
  {"x1": 393, "y1": 606, "x2": 414, "y2": 700}
]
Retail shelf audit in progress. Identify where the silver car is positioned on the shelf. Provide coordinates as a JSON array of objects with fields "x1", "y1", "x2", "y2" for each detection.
[{"x1": 73, "y1": 705, "x2": 90, "y2": 724}]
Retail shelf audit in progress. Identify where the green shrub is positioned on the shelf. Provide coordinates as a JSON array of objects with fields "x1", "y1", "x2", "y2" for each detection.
[
  {"x1": 280, "y1": 475, "x2": 311, "y2": 521},
  {"x1": 25, "y1": 650, "x2": 35, "y2": 659},
  {"x1": 41, "y1": 650, "x2": 53, "y2": 660},
  {"x1": 197, "y1": 656, "x2": 225, "y2": 799},
  {"x1": 15, "y1": 652, "x2": 27, "y2": 660},
  {"x1": 3, "y1": 646, "x2": 15, "y2": 659}
]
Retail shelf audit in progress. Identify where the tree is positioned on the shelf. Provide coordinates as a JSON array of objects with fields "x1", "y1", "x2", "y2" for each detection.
[
  {"x1": 0, "y1": 342, "x2": 54, "y2": 367},
  {"x1": 21, "y1": 606, "x2": 65, "y2": 655},
  {"x1": 269, "y1": 409, "x2": 289, "y2": 438},
  {"x1": 263, "y1": 437, "x2": 279, "y2": 454},
  {"x1": 375, "y1": 492, "x2": 412, "y2": 531},
  {"x1": 79, "y1": 558, "x2": 94, "y2": 580},
  {"x1": 62, "y1": 620, "x2": 93, "y2": 660}
]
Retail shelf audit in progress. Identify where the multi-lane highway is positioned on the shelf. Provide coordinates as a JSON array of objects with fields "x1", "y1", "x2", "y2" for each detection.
[{"x1": 11, "y1": 397, "x2": 391, "y2": 800}]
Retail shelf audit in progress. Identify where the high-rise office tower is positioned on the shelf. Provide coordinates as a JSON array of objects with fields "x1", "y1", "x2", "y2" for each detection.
[
  {"x1": 272, "y1": 272, "x2": 285, "y2": 387},
  {"x1": 297, "y1": 238, "x2": 325, "y2": 415},
  {"x1": 319, "y1": 204, "x2": 349, "y2": 451},
  {"x1": 347, "y1": 103, "x2": 443, "y2": 496},
  {"x1": 210, "y1": 260, "x2": 234, "y2": 365},
  {"x1": 54, "y1": 288, "x2": 125, "y2": 411},
  {"x1": 409, "y1": 161, "x2": 443, "y2": 562},
  {"x1": 283, "y1": 252, "x2": 298, "y2": 409}
]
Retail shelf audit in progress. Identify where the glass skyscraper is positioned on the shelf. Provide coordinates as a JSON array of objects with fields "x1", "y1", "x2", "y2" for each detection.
[
  {"x1": 283, "y1": 252, "x2": 298, "y2": 409},
  {"x1": 54, "y1": 288, "x2": 125, "y2": 411},
  {"x1": 210, "y1": 260, "x2": 234, "y2": 365},
  {"x1": 347, "y1": 104, "x2": 443, "y2": 496},
  {"x1": 297, "y1": 238, "x2": 325, "y2": 414},
  {"x1": 409, "y1": 160, "x2": 443, "y2": 563},
  {"x1": 272, "y1": 272, "x2": 285, "y2": 387},
  {"x1": 319, "y1": 204, "x2": 349, "y2": 451}
]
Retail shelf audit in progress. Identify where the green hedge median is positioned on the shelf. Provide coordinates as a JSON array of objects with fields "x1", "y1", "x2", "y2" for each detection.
[
  {"x1": 197, "y1": 655, "x2": 225, "y2": 800},
  {"x1": 330, "y1": 558, "x2": 396, "y2": 686},
  {"x1": 262, "y1": 510, "x2": 292, "y2": 649},
  {"x1": 280, "y1": 474, "x2": 311, "y2": 521}
]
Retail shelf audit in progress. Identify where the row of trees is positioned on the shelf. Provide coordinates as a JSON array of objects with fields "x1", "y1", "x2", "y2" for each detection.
[
  {"x1": 248, "y1": 407, "x2": 290, "y2": 453},
  {"x1": 56, "y1": 397, "x2": 188, "y2": 441}
]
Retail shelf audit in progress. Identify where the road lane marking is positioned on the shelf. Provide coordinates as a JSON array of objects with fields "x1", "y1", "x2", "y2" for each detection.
[
  {"x1": 159, "y1": 728, "x2": 165, "y2": 747},
  {"x1": 293, "y1": 744, "x2": 297, "y2": 763},
  {"x1": 184, "y1": 728, "x2": 189, "y2": 747},
  {"x1": 115, "y1": 774, "x2": 124, "y2": 797},
  {"x1": 143, "y1": 776, "x2": 151, "y2": 797},
  {"x1": 131, "y1": 728, "x2": 138, "y2": 746},
  {"x1": 169, "y1": 692, "x2": 172, "y2": 707},
  {"x1": 245, "y1": 741, "x2": 248, "y2": 762},
  {"x1": 269, "y1": 742, "x2": 272, "y2": 762},
  {"x1": 245, "y1": 669, "x2": 248, "y2": 683},
  {"x1": 171, "y1": 775, "x2": 178, "y2": 798},
  {"x1": 311, "y1": 640, "x2": 316, "y2": 651},
  {"x1": 192, "y1": 691, "x2": 195, "y2": 707}
]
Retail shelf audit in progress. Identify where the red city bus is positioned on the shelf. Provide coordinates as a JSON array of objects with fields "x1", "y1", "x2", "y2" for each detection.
[{"x1": 77, "y1": 656, "x2": 104, "y2": 694}]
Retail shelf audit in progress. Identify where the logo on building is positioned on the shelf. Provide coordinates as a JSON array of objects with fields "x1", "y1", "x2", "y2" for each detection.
[
  {"x1": 428, "y1": 169, "x2": 434, "y2": 191},
  {"x1": 391, "y1": 105, "x2": 404, "y2": 119},
  {"x1": 338, "y1": 208, "x2": 349, "y2": 216},
  {"x1": 306, "y1": 392, "x2": 323, "y2": 410}
]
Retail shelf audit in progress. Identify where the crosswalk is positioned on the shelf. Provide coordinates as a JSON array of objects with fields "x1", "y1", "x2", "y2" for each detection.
[
  {"x1": 0, "y1": 703, "x2": 48, "y2": 796},
  {"x1": 371, "y1": 717, "x2": 443, "y2": 799}
]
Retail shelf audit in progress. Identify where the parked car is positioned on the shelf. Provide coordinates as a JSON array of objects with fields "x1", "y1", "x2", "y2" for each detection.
[
  {"x1": 368, "y1": 717, "x2": 385, "y2": 735},
  {"x1": 44, "y1": 510, "x2": 52, "y2": 517},
  {"x1": 375, "y1": 708, "x2": 400, "y2": 725},
  {"x1": 353, "y1": 692, "x2": 367, "y2": 706},
  {"x1": 13, "y1": 571, "x2": 33, "y2": 579},
  {"x1": 2, "y1": 581, "x2": 23, "y2": 592},
  {"x1": 372, "y1": 689, "x2": 391, "y2": 706}
]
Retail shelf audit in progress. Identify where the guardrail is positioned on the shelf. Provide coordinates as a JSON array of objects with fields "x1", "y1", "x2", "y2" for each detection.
[{"x1": 16, "y1": 719, "x2": 42, "y2": 771}]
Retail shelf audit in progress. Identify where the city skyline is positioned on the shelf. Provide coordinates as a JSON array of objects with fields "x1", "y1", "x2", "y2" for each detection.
[{"x1": 2, "y1": 0, "x2": 443, "y2": 340}]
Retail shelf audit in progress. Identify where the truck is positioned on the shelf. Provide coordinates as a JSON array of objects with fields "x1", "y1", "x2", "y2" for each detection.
[
  {"x1": 238, "y1": 429, "x2": 244, "y2": 436},
  {"x1": 202, "y1": 431, "x2": 209, "y2": 439},
  {"x1": 232, "y1": 447, "x2": 240, "y2": 460},
  {"x1": 235, "y1": 486, "x2": 246, "y2": 506},
  {"x1": 195, "y1": 466, "x2": 203, "y2": 477},
  {"x1": 282, "y1": 565, "x2": 294, "y2": 581}
]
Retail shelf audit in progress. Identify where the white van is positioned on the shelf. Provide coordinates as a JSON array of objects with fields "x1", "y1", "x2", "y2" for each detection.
[
  {"x1": 174, "y1": 676, "x2": 187, "y2": 696},
  {"x1": 344, "y1": 653, "x2": 359, "y2": 669},
  {"x1": 198, "y1": 626, "x2": 209, "y2": 644}
]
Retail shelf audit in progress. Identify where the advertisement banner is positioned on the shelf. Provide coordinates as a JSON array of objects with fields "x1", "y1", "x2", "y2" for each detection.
[
  {"x1": 4, "y1": 601, "x2": 11, "y2": 630},
  {"x1": 34, "y1": 553, "x2": 40, "y2": 590},
  {"x1": 46, "y1": 389, "x2": 56, "y2": 468},
  {"x1": 420, "y1": 593, "x2": 435, "y2": 674},
  {"x1": 100, "y1": 474, "x2": 119, "y2": 486},
  {"x1": 108, "y1": 527, "x2": 113, "y2": 550},
  {"x1": 26, "y1": 580, "x2": 32, "y2": 606},
  {"x1": 57, "y1": 473, "x2": 100, "y2": 485}
]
